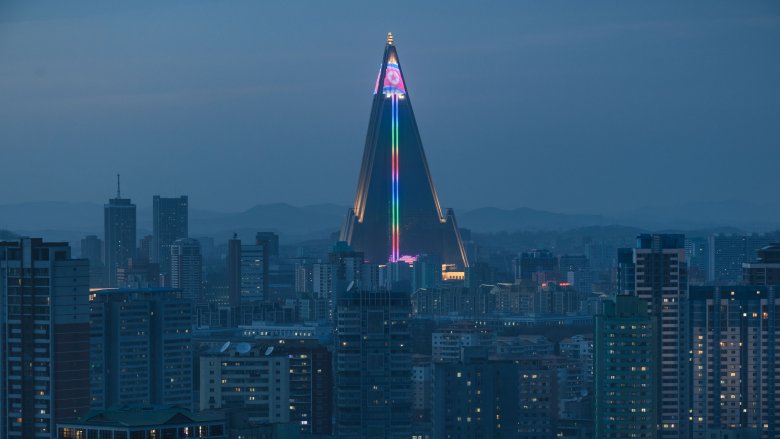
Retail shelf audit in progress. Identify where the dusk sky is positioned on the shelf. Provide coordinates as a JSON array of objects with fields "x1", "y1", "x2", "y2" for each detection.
[{"x1": 1, "y1": 1, "x2": 778, "y2": 215}]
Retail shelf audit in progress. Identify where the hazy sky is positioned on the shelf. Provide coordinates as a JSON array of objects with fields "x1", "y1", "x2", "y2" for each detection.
[{"x1": 1, "y1": 1, "x2": 778, "y2": 214}]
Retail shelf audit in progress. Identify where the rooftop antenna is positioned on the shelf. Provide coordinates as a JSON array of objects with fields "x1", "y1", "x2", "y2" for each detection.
[
  {"x1": 387, "y1": 32, "x2": 393, "y2": 45},
  {"x1": 116, "y1": 173, "x2": 121, "y2": 198}
]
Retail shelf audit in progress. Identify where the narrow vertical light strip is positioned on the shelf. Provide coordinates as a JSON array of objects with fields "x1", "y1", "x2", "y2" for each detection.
[
  {"x1": 394, "y1": 93, "x2": 400, "y2": 262},
  {"x1": 390, "y1": 93, "x2": 400, "y2": 262}
]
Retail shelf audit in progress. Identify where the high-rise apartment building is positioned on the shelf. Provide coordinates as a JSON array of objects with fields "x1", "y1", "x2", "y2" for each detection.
[
  {"x1": 80, "y1": 235, "x2": 104, "y2": 287},
  {"x1": 709, "y1": 234, "x2": 771, "y2": 284},
  {"x1": 104, "y1": 179, "x2": 136, "y2": 287},
  {"x1": 0, "y1": 238, "x2": 91, "y2": 439},
  {"x1": 432, "y1": 347, "x2": 519, "y2": 439},
  {"x1": 742, "y1": 243, "x2": 780, "y2": 285},
  {"x1": 328, "y1": 241, "x2": 364, "y2": 289},
  {"x1": 294, "y1": 258, "x2": 314, "y2": 294},
  {"x1": 335, "y1": 289, "x2": 412, "y2": 438},
  {"x1": 688, "y1": 286, "x2": 780, "y2": 439},
  {"x1": 412, "y1": 255, "x2": 441, "y2": 292},
  {"x1": 310, "y1": 242, "x2": 367, "y2": 322},
  {"x1": 431, "y1": 323, "x2": 495, "y2": 363},
  {"x1": 152, "y1": 195, "x2": 188, "y2": 280},
  {"x1": 281, "y1": 339, "x2": 333, "y2": 436},
  {"x1": 312, "y1": 263, "x2": 336, "y2": 321},
  {"x1": 89, "y1": 288, "x2": 193, "y2": 411},
  {"x1": 685, "y1": 237, "x2": 710, "y2": 284},
  {"x1": 170, "y1": 238, "x2": 202, "y2": 301},
  {"x1": 412, "y1": 355, "x2": 433, "y2": 434},
  {"x1": 633, "y1": 233, "x2": 689, "y2": 438},
  {"x1": 515, "y1": 249, "x2": 558, "y2": 282},
  {"x1": 240, "y1": 241, "x2": 269, "y2": 302},
  {"x1": 616, "y1": 247, "x2": 636, "y2": 295},
  {"x1": 137, "y1": 235, "x2": 153, "y2": 263},
  {"x1": 513, "y1": 357, "x2": 562, "y2": 438},
  {"x1": 115, "y1": 258, "x2": 160, "y2": 289},
  {"x1": 255, "y1": 232, "x2": 279, "y2": 258},
  {"x1": 559, "y1": 254, "x2": 593, "y2": 294},
  {"x1": 227, "y1": 234, "x2": 241, "y2": 310},
  {"x1": 594, "y1": 295, "x2": 658, "y2": 439},
  {"x1": 560, "y1": 334, "x2": 594, "y2": 389}
]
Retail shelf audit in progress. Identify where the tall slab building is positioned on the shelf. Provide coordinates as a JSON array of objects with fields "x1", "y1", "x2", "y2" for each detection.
[
  {"x1": 0, "y1": 238, "x2": 91, "y2": 438},
  {"x1": 90, "y1": 288, "x2": 193, "y2": 411},
  {"x1": 594, "y1": 295, "x2": 658, "y2": 439},
  {"x1": 688, "y1": 286, "x2": 779, "y2": 439},
  {"x1": 334, "y1": 289, "x2": 412, "y2": 438},
  {"x1": 152, "y1": 195, "x2": 188, "y2": 281},
  {"x1": 104, "y1": 176, "x2": 136, "y2": 288},
  {"x1": 633, "y1": 234, "x2": 689, "y2": 439},
  {"x1": 340, "y1": 34, "x2": 468, "y2": 269}
]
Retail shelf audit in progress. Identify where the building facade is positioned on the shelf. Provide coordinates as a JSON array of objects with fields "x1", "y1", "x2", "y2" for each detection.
[
  {"x1": 335, "y1": 289, "x2": 412, "y2": 438},
  {"x1": 104, "y1": 192, "x2": 136, "y2": 288},
  {"x1": 152, "y1": 195, "x2": 189, "y2": 281},
  {"x1": 280, "y1": 338, "x2": 333, "y2": 436},
  {"x1": 227, "y1": 235, "x2": 241, "y2": 311},
  {"x1": 240, "y1": 242, "x2": 268, "y2": 303},
  {"x1": 431, "y1": 323, "x2": 495, "y2": 363},
  {"x1": 80, "y1": 235, "x2": 104, "y2": 287},
  {"x1": 0, "y1": 239, "x2": 91, "y2": 439},
  {"x1": 709, "y1": 234, "x2": 771, "y2": 284},
  {"x1": 515, "y1": 249, "x2": 559, "y2": 283},
  {"x1": 90, "y1": 288, "x2": 193, "y2": 411},
  {"x1": 199, "y1": 342, "x2": 290, "y2": 424},
  {"x1": 432, "y1": 347, "x2": 519, "y2": 439},
  {"x1": 594, "y1": 295, "x2": 658, "y2": 439},
  {"x1": 688, "y1": 286, "x2": 780, "y2": 439},
  {"x1": 170, "y1": 238, "x2": 202, "y2": 301},
  {"x1": 742, "y1": 243, "x2": 780, "y2": 285},
  {"x1": 56, "y1": 408, "x2": 225, "y2": 439},
  {"x1": 633, "y1": 233, "x2": 689, "y2": 438}
]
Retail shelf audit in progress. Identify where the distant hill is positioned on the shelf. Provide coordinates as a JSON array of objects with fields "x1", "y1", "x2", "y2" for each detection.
[
  {"x1": 457, "y1": 207, "x2": 612, "y2": 232},
  {"x1": 0, "y1": 201, "x2": 777, "y2": 246},
  {"x1": 0, "y1": 202, "x2": 348, "y2": 243},
  {"x1": 190, "y1": 203, "x2": 347, "y2": 237},
  {"x1": 616, "y1": 200, "x2": 780, "y2": 231},
  {"x1": 0, "y1": 202, "x2": 103, "y2": 231}
]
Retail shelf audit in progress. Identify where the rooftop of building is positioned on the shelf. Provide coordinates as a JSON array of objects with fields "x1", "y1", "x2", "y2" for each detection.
[
  {"x1": 60, "y1": 407, "x2": 224, "y2": 428},
  {"x1": 0, "y1": 237, "x2": 69, "y2": 247},
  {"x1": 434, "y1": 321, "x2": 493, "y2": 334},
  {"x1": 90, "y1": 287, "x2": 180, "y2": 295},
  {"x1": 689, "y1": 285, "x2": 780, "y2": 300},
  {"x1": 757, "y1": 243, "x2": 780, "y2": 263}
]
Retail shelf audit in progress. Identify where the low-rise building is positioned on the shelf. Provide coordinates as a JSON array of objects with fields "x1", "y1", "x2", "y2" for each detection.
[{"x1": 56, "y1": 407, "x2": 226, "y2": 439}]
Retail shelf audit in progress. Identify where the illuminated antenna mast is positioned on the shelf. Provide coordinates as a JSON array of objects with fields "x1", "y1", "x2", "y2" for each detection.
[
  {"x1": 387, "y1": 32, "x2": 393, "y2": 45},
  {"x1": 116, "y1": 173, "x2": 121, "y2": 198}
]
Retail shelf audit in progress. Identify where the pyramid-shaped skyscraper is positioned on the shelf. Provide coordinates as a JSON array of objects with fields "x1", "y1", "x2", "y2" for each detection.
[{"x1": 340, "y1": 34, "x2": 468, "y2": 269}]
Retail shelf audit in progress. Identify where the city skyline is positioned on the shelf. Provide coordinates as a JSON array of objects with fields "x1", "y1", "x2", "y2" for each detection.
[
  {"x1": 1, "y1": 2, "x2": 779, "y2": 215},
  {"x1": 1, "y1": 3, "x2": 779, "y2": 438}
]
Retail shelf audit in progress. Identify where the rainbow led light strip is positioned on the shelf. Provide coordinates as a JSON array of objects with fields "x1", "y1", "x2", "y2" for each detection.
[{"x1": 390, "y1": 93, "x2": 400, "y2": 262}]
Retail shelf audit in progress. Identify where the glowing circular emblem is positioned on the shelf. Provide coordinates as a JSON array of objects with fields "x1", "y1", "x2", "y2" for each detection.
[{"x1": 386, "y1": 70, "x2": 401, "y2": 85}]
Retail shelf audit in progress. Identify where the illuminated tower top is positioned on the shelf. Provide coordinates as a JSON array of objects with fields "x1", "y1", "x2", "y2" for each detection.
[{"x1": 340, "y1": 35, "x2": 468, "y2": 269}]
